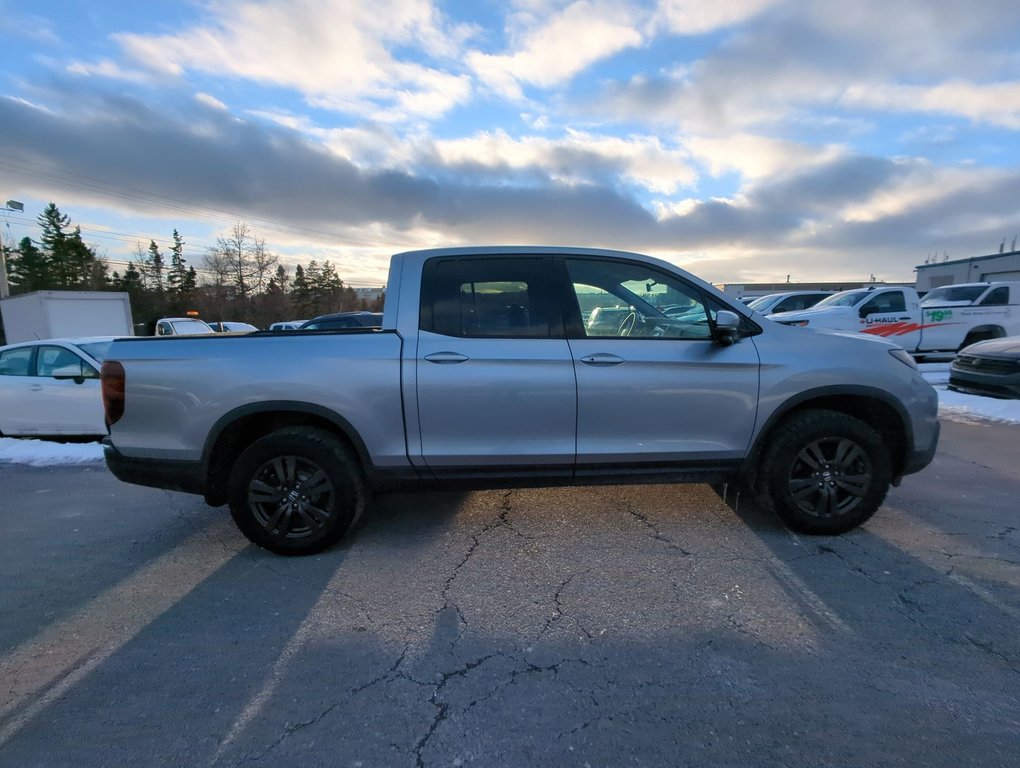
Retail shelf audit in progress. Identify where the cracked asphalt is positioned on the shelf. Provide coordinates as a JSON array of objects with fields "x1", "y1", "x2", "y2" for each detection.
[{"x1": 0, "y1": 418, "x2": 1018, "y2": 767}]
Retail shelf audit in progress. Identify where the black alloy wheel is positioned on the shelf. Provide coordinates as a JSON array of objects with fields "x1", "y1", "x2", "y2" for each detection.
[
  {"x1": 227, "y1": 427, "x2": 365, "y2": 555},
  {"x1": 759, "y1": 409, "x2": 891, "y2": 534}
]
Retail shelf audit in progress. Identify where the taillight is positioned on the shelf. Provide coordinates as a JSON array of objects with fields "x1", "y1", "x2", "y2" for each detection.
[{"x1": 101, "y1": 361, "x2": 125, "y2": 426}]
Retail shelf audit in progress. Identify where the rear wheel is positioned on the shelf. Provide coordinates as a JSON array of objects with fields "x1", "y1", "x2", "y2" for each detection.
[
  {"x1": 227, "y1": 427, "x2": 365, "y2": 555},
  {"x1": 959, "y1": 328, "x2": 1003, "y2": 351},
  {"x1": 758, "y1": 409, "x2": 891, "y2": 534}
]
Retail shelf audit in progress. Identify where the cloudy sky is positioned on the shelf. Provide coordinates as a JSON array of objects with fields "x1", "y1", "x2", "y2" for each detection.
[{"x1": 2, "y1": 0, "x2": 1019, "y2": 286}]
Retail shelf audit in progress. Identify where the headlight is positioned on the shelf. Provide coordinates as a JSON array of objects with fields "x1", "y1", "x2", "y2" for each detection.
[{"x1": 888, "y1": 348, "x2": 917, "y2": 370}]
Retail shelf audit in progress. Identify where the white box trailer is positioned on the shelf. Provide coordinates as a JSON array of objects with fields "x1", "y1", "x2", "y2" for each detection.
[{"x1": 0, "y1": 291, "x2": 134, "y2": 344}]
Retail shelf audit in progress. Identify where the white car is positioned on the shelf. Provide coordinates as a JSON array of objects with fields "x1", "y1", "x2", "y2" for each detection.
[
  {"x1": 154, "y1": 317, "x2": 215, "y2": 335},
  {"x1": 0, "y1": 337, "x2": 118, "y2": 437},
  {"x1": 207, "y1": 321, "x2": 259, "y2": 333},
  {"x1": 268, "y1": 320, "x2": 307, "y2": 331},
  {"x1": 747, "y1": 290, "x2": 834, "y2": 315}
]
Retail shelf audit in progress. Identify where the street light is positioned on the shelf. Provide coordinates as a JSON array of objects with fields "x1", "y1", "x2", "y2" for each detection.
[{"x1": 0, "y1": 199, "x2": 24, "y2": 299}]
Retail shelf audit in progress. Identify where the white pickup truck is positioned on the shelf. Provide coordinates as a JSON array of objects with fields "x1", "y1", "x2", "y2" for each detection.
[{"x1": 769, "y1": 281, "x2": 1020, "y2": 355}]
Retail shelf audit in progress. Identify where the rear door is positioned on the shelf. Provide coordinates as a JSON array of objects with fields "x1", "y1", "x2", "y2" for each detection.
[
  {"x1": 561, "y1": 257, "x2": 760, "y2": 468},
  {"x1": 415, "y1": 256, "x2": 576, "y2": 470},
  {"x1": 0, "y1": 346, "x2": 36, "y2": 435}
]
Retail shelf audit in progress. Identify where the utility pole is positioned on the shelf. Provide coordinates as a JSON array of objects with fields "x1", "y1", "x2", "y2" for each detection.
[{"x1": 0, "y1": 199, "x2": 25, "y2": 299}]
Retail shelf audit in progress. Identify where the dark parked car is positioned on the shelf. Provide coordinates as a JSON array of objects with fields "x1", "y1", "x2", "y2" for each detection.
[
  {"x1": 949, "y1": 336, "x2": 1020, "y2": 399},
  {"x1": 299, "y1": 312, "x2": 383, "y2": 330}
]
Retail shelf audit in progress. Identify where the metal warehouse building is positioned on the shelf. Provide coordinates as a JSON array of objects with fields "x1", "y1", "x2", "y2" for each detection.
[{"x1": 916, "y1": 248, "x2": 1020, "y2": 292}]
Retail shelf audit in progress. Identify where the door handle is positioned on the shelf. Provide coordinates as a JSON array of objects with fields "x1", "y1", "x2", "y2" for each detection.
[
  {"x1": 579, "y1": 353, "x2": 625, "y2": 366},
  {"x1": 424, "y1": 351, "x2": 470, "y2": 364}
]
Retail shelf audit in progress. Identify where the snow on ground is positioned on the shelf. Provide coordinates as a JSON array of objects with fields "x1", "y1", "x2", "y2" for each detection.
[
  {"x1": 0, "y1": 438, "x2": 105, "y2": 466},
  {"x1": 918, "y1": 363, "x2": 1020, "y2": 426},
  {"x1": 1, "y1": 365, "x2": 1017, "y2": 466}
]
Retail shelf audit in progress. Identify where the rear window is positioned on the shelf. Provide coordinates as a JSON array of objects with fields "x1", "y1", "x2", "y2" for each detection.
[
  {"x1": 421, "y1": 257, "x2": 551, "y2": 338},
  {"x1": 921, "y1": 285, "x2": 986, "y2": 306},
  {"x1": 0, "y1": 347, "x2": 33, "y2": 376}
]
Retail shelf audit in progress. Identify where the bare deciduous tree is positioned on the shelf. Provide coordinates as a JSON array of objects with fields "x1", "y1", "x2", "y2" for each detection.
[{"x1": 203, "y1": 222, "x2": 279, "y2": 300}]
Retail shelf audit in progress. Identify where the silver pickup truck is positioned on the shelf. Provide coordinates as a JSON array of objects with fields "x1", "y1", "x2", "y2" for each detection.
[{"x1": 101, "y1": 246, "x2": 940, "y2": 555}]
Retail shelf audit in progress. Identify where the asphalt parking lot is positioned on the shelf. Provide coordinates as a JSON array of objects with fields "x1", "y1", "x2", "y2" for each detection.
[{"x1": 0, "y1": 418, "x2": 1018, "y2": 768}]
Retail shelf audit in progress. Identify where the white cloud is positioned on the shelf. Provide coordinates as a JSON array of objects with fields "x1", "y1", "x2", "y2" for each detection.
[
  {"x1": 195, "y1": 92, "x2": 228, "y2": 111},
  {"x1": 468, "y1": 1, "x2": 644, "y2": 97},
  {"x1": 420, "y1": 129, "x2": 695, "y2": 194},
  {"x1": 111, "y1": 0, "x2": 473, "y2": 121},
  {"x1": 66, "y1": 59, "x2": 154, "y2": 84},
  {"x1": 842, "y1": 80, "x2": 1020, "y2": 129},
  {"x1": 651, "y1": 0, "x2": 776, "y2": 35},
  {"x1": 837, "y1": 161, "x2": 1008, "y2": 225},
  {"x1": 684, "y1": 133, "x2": 846, "y2": 182}
]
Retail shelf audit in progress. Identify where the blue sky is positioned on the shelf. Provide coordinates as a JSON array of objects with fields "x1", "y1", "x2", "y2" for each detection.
[{"x1": 2, "y1": 0, "x2": 1020, "y2": 287}]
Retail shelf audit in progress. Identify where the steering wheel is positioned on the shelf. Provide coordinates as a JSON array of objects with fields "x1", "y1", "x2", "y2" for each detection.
[{"x1": 619, "y1": 311, "x2": 638, "y2": 337}]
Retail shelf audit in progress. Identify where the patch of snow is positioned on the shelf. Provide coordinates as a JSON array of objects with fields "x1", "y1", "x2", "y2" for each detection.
[
  {"x1": 919, "y1": 363, "x2": 1020, "y2": 425},
  {"x1": 0, "y1": 438, "x2": 105, "y2": 466}
]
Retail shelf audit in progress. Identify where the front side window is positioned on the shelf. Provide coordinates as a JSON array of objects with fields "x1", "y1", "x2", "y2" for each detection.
[
  {"x1": 0, "y1": 347, "x2": 33, "y2": 376},
  {"x1": 565, "y1": 258, "x2": 713, "y2": 340},
  {"x1": 36, "y1": 345, "x2": 96, "y2": 378},
  {"x1": 421, "y1": 258, "x2": 550, "y2": 338},
  {"x1": 861, "y1": 291, "x2": 906, "y2": 314}
]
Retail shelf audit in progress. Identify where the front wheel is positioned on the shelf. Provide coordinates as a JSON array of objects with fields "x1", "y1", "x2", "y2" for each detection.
[
  {"x1": 227, "y1": 427, "x2": 366, "y2": 555},
  {"x1": 758, "y1": 410, "x2": 891, "y2": 535}
]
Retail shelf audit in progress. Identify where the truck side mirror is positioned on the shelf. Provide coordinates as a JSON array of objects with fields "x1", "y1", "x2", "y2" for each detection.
[{"x1": 715, "y1": 310, "x2": 741, "y2": 346}]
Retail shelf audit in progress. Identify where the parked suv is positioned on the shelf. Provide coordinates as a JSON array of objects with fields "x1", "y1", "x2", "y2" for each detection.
[{"x1": 299, "y1": 312, "x2": 383, "y2": 330}]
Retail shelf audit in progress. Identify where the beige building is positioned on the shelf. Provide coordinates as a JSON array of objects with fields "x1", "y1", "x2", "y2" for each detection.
[{"x1": 915, "y1": 247, "x2": 1020, "y2": 292}]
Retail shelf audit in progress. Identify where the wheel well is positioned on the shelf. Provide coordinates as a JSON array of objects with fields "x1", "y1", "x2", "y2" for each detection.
[
  {"x1": 203, "y1": 411, "x2": 361, "y2": 506},
  {"x1": 748, "y1": 395, "x2": 908, "y2": 485},
  {"x1": 961, "y1": 325, "x2": 1005, "y2": 348}
]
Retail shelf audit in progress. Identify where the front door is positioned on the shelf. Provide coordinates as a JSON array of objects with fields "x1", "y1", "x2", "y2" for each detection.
[{"x1": 562, "y1": 257, "x2": 760, "y2": 467}]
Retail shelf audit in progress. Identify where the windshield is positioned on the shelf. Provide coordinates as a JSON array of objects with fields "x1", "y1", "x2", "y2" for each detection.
[
  {"x1": 170, "y1": 319, "x2": 214, "y2": 335},
  {"x1": 74, "y1": 340, "x2": 115, "y2": 362},
  {"x1": 920, "y1": 285, "x2": 985, "y2": 306},
  {"x1": 813, "y1": 290, "x2": 870, "y2": 308},
  {"x1": 747, "y1": 295, "x2": 779, "y2": 311}
]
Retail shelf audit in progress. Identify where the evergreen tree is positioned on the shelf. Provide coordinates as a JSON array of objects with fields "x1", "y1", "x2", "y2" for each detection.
[
  {"x1": 317, "y1": 260, "x2": 344, "y2": 312},
  {"x1": 65, "y1": 227, "x2": 100, "y2": 287},
  {"x1": 167, "y1": 229, "x2": 188, "y2": 295},
  {"x1": 7, "y1": 237, "x2": 49, "y2": 293},
  {"x1": 111, "y1": 262, "x2": 145, "y2": 298},
  {"x1": 145, "y1": 239, "x2": 165, "y2": 293},
  {"x1": 35, "y1": 204, "x2": 106, "y2": 288},
  {"x1": 37, "y1": 203, "x2": 71, "y2": 286},
  {"x1": 291, "y1": 264, "x2": 313, "y2": 317}
]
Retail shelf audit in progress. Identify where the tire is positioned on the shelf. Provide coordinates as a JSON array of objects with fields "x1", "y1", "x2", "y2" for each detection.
[
  {"x1": 227, "y1": 427, "x2": 366, "y2": 555},
  {"x1": 757, "y1": 409, "x2": 891, "y2": 535},
  {"x1": 959, "y1": 329, "x2": 1001, "y2": 351}
]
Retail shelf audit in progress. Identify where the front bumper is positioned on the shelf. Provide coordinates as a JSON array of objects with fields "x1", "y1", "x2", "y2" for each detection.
[
  {"x1": 900, "y1": 418, "x2": 940, "y2": 479},
  {"x1": 949, "y1": 365, "x2": 1020, "y2": 400}
]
